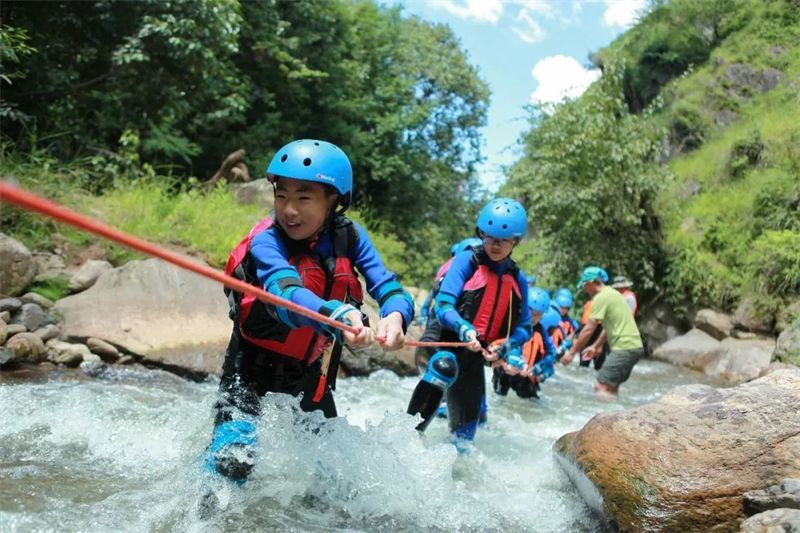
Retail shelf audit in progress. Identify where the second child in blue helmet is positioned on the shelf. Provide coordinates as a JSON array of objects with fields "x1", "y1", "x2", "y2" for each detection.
[
  {"x1": 204, "y1": 139, "x2": 414, "y2": 485},
  {"x1": 492, "y1": 287, "x2": 557, "y2": 399},
  {"x1": 407, "y1": 198, "x2": 532, "y2": 447}
]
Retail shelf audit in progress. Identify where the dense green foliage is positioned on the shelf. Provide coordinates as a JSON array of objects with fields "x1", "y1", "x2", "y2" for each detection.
[
  {"x1": 0, "y1": 0, "x2": 488, "y2": 284},
  {"x1": 503, "y1": 63, "x2": 670, "y2": 293},
  {"x1": 509, "y1": 0, "x2": 799, "y2": 318}
]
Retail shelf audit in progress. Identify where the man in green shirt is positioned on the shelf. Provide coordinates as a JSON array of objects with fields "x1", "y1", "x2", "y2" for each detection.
[{"x1": 561, "y1": 266, "x2": 644, "y2": 396}]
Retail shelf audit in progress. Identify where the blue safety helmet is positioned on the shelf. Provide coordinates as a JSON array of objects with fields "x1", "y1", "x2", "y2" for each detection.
[
  {"x1": 577, "y1": 266, "x2": 609, "y2": 289},
  {"x1": 555, "y1": 288, "x2": 573, "y2": 309},
  {"x1": 528, "y1": 287, "x2": 550, "y2": 314},
  {"x1": 476, "y1": 198, "x2": 527, "y2": 240},
  {"x1": 450, "y1": 237, "x2": 482, "y2": 256},
  {"x1": 266, "y1": 139, "x2": 353, "y2": 210}
]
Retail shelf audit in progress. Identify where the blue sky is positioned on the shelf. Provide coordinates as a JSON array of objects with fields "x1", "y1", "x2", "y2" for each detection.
[{"x1": 393, "y1": 0, "x2": 648, "y2": 191}]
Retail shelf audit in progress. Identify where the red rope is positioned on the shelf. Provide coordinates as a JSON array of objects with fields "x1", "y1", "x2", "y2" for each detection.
[{"x1": 0, "y1": 181, "x2": 360, "y2": 336}]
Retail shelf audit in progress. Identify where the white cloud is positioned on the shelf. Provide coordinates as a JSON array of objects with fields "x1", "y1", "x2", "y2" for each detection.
[
  {"x1": 602, "y1": 0, "x2": 648, "y2": 28},
  {"x1": 429, "y1": 0, "x2": 504, "y2": 24},
  {"x1": 529, "y1": 55, "x2": 601, "y2": 105},
  {"x1": 512, "y1": 9, "x2": 546, "y2": 44},
  {"x1": 510, "y1": 0, "x2": 557, "y2": 19}
]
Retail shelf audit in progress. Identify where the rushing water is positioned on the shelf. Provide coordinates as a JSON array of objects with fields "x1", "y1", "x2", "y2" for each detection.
[{"x1": 0, "y1": 358, "x2": 717, "y2": 532}]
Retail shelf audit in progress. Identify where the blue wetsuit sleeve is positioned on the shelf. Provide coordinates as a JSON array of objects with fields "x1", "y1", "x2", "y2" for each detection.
[
  {"x1": 508, "y1": 270, "x2": 533, "y2": 348},
  {"x1": 419, "y1": 289, "x2": 434, "y2": 321},
  {"x1": 249, "y1": 228, "x2": 329, "y2": 331},
  {"x1": 434, "y1": 251, "x2": 475, "y2": 332},
  {"x1": 351, "y1": 223, "x2": 414, "y2": 329}
]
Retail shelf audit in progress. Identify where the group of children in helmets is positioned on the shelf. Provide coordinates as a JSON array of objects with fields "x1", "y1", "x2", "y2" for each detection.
[{"x1": 204, "y1": 139, "x2": 642, "y2": 486}]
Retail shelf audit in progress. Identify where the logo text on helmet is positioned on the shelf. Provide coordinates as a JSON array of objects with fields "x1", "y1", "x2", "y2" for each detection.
[{"x1": 316, "y1": 173, "x2": 336, "y2": 184}]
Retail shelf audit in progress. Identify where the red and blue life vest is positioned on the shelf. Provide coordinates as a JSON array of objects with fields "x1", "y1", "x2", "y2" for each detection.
[
  {"x1": 448, "y1": 250, "x2": 522, "y2": 344},
  {"x1": 224, "y1": 216, "x2": 363, "y2": 363}
]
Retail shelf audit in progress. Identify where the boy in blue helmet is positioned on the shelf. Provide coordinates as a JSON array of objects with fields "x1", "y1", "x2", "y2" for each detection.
[
  {"x1": 407, "y1": 198, "x2": 532, "y2": 446},
  {"x1": 492, "y1": 287, "x2": 557, "y2": 399},
  {"x1": 204, "y1": 139, "x2": 414, "y2": 484}
]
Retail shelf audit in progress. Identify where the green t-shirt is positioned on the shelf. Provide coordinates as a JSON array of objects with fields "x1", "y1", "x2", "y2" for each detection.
[{"x1": 589, "y1": 285, "x2": 643, "y2": 351}]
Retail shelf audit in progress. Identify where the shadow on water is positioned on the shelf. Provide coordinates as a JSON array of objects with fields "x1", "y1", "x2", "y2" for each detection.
[{"x1": 0, "y1": 358, "x2": 715, "y2": 532}]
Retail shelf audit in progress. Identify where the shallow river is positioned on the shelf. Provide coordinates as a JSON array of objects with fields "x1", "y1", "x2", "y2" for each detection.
[{"x1": 0, "y1": 358, "x2": 716, "y2": 532}]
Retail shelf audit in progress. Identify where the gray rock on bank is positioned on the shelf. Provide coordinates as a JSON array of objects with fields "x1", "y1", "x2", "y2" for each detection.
[
  {"x1": 55, "y1": 258, "x2": 230, "y2": 375},
  {"x1": 0, "y1": 233, "x2": 36, "y2": 297},
  {"x1": 68, "y1": 259, "x2": 113, "y2": 293}
]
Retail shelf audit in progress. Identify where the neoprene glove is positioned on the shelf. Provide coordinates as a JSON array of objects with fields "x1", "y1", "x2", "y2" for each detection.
[
  {"x1": 319, "y1": 300, "x2": 361, "y2": 342},
  {"x1": 454, "y1": 318, "x2": 477, "y2": 343}
]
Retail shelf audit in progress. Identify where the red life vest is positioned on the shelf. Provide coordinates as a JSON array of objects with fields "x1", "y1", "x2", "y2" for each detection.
[
  {"x1": 451, "y1": 251, "x2": 522, "y2": 344},
  {"x1": 224, "y1": 216, "x2": 363, "y2": 363}
]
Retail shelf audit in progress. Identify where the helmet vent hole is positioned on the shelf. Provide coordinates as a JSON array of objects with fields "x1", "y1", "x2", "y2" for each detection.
[
  {"x1": 506, "y1": 209, "x2": 511, "y2": 213},
  {"x1": 303, "y1": 158, "x2": 312, "y2": 166},
  {"x1": 314, "y1": 142, "x2": 320, "y2": 146},
  {"x1": 502, "y1": 224, "x2": 508, "y2": 229},
  {"x1": 488, "y1": 220, "x2": 493, "y2": 225},
  {"x1": 280, "y1": 154, "x2": 288, "y2": 162}
]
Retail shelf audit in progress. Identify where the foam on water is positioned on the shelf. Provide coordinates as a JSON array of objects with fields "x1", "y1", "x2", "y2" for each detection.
[{"x1": 0, "y1": 359, "x2": 714, "y2": 532}]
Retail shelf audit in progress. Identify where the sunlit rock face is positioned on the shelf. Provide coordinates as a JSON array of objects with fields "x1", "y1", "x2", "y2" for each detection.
[{"x1": 555, "y1": 368, "x2": 800, "y2": 532}]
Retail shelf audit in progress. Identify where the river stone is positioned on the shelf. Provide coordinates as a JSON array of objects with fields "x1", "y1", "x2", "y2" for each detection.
[
  {"x1": 86, "y1": 337, "x2": 120, "y2": 361},
  {"x1": 55, "y1": 258, "x2": 230, "y2": 375},
  {"x1": 776, "y1": 301, "x2": 800, "y2": 334},
  {"x1": 0, "y1": 233, "x2": 36, "y2": 297},
  {"x1": 694, "y1": 309, "x2": 733, "y2": 340},
  {"x1": 68, "y1": 259, "x2": 113, "y2": 293},
  {"x1": 6, "y1": 332, "x2": 46, "y2": 362},
  {"x1": 0, "y1": 298, "x2": 22, "y2": 314},
  {"x1": 652, "y1": 328, "x2": 720, "y2": 368},
  {"x1": 5, "y1": 324, "x2": 26, "y2": 336},
  {"x1": 743, "y1": 479, "x2": 800, "y2": 515},
  {"x1": 46, "y1": 339, "x2": 91, "y2": 366},
  {"x1": 0, "y1": 322, "x2": 6, "y2": 345},
  {"x1": 9, "y1": 303, "x2": 52, "y2": 332},
  {"x1": 554, "y1": 368, "x2": 800, "y2": 532},
  {"x1": 33, "y1": 324, "x2": 60, "y2": 342},
  {"x1": 83, "y1": 352, "x2": 102, "y2": 363},
  {"x1": 739, "y1": 508, "x2": 800, "y2": 532},
  {"x1": 702, "y1": 337, "x2": 775, "y2": 384},
  {"x1": 116, "y1": 355, "x2": 135, "y2": 365},
  {"x1": 0, "y1": 311, "x2": 9, "y2": 323},
  {"x1": 0, "y1": 347, "x2": 12, "y2": 366},
  {"x1": 20, "y1": 292, "x2": 54, "y2": 309},
  {"x1": 32, "y1": 251, "x2": 68, "y2": 283}
]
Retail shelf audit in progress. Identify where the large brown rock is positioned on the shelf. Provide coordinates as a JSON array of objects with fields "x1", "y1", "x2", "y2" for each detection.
[
  {"x1": 0, "y1": 233, "x2": 36, "y2": 297},
  {"x1": 554, "y1": 368, "x2": 800, "y2": 532},
  {"x1": 54, "y1": 258, "x2": 230, "y2": 375}
]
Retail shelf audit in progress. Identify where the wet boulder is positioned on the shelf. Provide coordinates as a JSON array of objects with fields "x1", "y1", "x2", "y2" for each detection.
[
  {"x1": 743, "y1": 479, "x2": 800, "y2": 515},
  {"x1": 0, "y1": 298, "x2": 22, "y2": 314},
  {"x1": 46, "y1": 339, "x2": 91, "y2": 366},
  {"x1": 733, "y1": 298, "x2": 774, "y2": 334},
  {"x1": 20, "y1": 292, "x2": 54, "y2": 309},
  {"x1": 739, "y1": 508, "x2": 800, "y2": 532},
  {"x1": 54, "y1": 258, "x2": 230, "y2": 375},
  {"x1": 554, "y1": 368, "x2": 800, "y2": 532},
  {"x1": 0, "y1": 233, "x2": 36, "y2": 297}
]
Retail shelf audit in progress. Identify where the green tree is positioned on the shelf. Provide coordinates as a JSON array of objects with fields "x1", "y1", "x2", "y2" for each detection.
[{"x1": 503, "y1": 62, "x2": 670, "y2": 294}]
